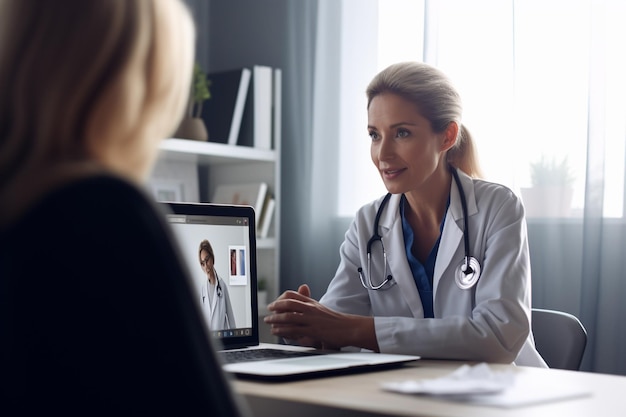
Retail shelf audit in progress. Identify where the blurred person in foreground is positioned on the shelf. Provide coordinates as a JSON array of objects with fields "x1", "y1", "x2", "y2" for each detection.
[{"x1": 0, "y1": 1, "x2": 248, "y2": 415}]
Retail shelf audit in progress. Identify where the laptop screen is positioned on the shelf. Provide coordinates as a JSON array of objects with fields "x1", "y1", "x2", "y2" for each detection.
[{"x1": 164, "y1": 202, "x2": 259, "y2": 350}]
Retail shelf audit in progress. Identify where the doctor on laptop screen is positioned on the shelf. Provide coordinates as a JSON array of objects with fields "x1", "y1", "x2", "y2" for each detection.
[
  {"x1": 199, "y1": 239, "x2": 236, "y2": 330},
  {"x1": 165, "y1": 211, "x2": 254, "y2": 339}
]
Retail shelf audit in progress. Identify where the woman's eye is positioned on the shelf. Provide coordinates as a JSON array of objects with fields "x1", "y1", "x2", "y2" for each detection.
[
  {"x1": 396, "y1": 129, "x2": 409, "y2": 138},
  {"x1": 368, "y1": 131, "x2": 379, "y2": 141}
]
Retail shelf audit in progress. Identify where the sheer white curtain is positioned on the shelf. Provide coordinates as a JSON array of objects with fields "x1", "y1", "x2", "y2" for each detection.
[
  {"x1": 340, "y1": 0, "x2": 626, "y2": 218},
  {"x1": 327, "y1": 0, "x2": 626, "y2": 374}
]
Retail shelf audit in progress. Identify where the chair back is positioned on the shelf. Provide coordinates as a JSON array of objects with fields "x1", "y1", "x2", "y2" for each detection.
[{"x1": 532, "y1": 308, "x2": 587, "y2": 370}]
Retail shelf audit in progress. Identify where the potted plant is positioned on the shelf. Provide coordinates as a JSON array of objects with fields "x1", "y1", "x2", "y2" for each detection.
[
  {"x1": 521, "y1": 156, "x2": 575, "y2": 218},
  {"x1": 529, "y1": 156, "x2": 575, "y2": 188},
  {"x1": 174, "y1": 62, "x2": 211, "y2": 141}
]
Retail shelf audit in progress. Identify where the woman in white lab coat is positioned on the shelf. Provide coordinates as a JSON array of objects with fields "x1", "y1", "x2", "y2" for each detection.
[
  {"x1": 265, "y1": 62, "x2": 547, "y2": 367},
  {"x1": 199, "y1": 239, "x2": 235, "y2": 330}
]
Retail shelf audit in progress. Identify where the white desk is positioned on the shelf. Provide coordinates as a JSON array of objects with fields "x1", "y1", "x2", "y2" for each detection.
[{"x1": 233, "y1": 360, "x2": 626, "y2": 417}]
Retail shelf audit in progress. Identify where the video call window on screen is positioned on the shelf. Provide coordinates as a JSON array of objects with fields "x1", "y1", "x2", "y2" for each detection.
[{"x1": 166, "y1": 213, "x2": 255, "y2": 336}]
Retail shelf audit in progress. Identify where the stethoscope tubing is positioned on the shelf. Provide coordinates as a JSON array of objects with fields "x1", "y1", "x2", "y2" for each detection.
[
  {"x1": 450, "y1": 167, "x2": 472, "y2": 266},
  {"x1": 359, "y1": 193, "x2": 393, "y2": 289}
]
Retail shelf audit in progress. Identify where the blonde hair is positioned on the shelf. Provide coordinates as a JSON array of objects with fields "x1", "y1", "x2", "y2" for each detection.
[
  {"x1": 366, "y1": 62, "x2": 483, "y2": 178},
  {"x1": 0, "y1": 0, "x2": 195, "y2": 192}
]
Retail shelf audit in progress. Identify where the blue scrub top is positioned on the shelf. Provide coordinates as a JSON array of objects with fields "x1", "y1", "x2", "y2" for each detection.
[{"x1": 400, "y1": 194, "x2": 448, "y2": 319}]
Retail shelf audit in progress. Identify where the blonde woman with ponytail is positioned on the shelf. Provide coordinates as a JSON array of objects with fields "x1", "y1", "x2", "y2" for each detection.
[{"x1": 266, "y1": 62, "x2": 547, "y2": 368}]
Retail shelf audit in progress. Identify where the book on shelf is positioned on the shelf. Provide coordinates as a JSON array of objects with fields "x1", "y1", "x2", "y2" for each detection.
[
  {"x1": 238, "y1": 65, "x2": 273, "y2": 150},
  {"x1": 272, "y1": 68, "x2": 282, "y2": 152},
  {"x1": 201, "y1": 67, "x2": 251, "y2": 145},
  {"x1": 258, "y1": 195, "x2": 275, "y2": 239},
  {"x1": 211, "y1": 182, "x2": 268, "y2": 228}
]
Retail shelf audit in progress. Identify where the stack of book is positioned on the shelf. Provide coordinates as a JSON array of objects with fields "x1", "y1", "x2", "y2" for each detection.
[
  {"x1": 201, "y1": 65, "x2": 281, "y2": 150},
  {"x1": 211, "y1": 182, "x2": 275, "y2": 239}
]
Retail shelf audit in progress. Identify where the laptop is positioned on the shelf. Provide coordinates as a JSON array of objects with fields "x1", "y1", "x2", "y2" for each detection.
[{"x1": 163, "y1": 201, "x2": 420, "y2": 380}]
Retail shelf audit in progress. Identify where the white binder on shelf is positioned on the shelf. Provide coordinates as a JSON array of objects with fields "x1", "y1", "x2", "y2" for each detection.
[
  {"x1": 272, "y1": 68, "x2": 282, "y2": 152},
  {"x1": 239, "y1": 65, "x2": 272, "y2": 150}
]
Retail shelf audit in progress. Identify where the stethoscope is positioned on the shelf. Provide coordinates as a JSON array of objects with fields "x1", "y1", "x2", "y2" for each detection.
[
  {"x1": 202, "y1": 269, "x2": 223, "y2": 304},
  {"x1": 358, "y1": 166, "x2": 482, "y2": 291}
]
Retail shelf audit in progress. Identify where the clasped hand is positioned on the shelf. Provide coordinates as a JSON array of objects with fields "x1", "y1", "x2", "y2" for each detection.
[{"x1": 263, "y1": 284, "x2": 378, "y2": 352}]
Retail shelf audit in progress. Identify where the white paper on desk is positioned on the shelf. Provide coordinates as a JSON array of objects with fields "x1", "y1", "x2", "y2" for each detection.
[
  {"x1": 382, "y1": 363, "x2": 514, "y2": 396},
  {"x1": 381, "y1": 363, "x2": 591, "y2": 408}
]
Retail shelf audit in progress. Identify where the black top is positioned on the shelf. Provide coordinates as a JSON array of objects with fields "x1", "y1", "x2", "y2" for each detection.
[{"x1": 0, "y1": 175, "x2": 247, "y2": 416}]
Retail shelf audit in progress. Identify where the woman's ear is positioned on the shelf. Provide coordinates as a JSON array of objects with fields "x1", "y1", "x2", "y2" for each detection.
[{"x1": 440, "y1": 122, "x2": 459, "y2": 152}]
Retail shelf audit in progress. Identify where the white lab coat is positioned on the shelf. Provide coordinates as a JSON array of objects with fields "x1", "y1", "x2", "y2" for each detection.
[
  {"x1": 201, "y1": 274, "x2": 236, "y2": 330},
  {"x1": 321, "y1": 168, "x2": 547, "y2": 367}
]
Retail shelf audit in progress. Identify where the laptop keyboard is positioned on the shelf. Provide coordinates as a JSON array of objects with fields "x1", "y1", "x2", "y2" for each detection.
[{"x1": 220, "y1": 348, "x2": 320, "y2": 364}]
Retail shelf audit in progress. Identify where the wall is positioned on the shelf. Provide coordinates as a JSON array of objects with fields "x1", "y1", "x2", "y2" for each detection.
[
  {"x1": 207, "y1": 0, "x2": 290, "y2": 72},
  {"x1": 183, "y1": 0, "x2": 290, "y2": 75}
]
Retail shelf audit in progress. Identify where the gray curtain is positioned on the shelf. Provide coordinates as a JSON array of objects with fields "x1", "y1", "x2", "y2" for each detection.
[{"x1": 279, "y1": 1, "x2": 345, "y2": 299}]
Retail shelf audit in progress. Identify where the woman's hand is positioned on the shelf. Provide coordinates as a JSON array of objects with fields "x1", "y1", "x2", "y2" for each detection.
[
  {"x1": 265, "y1": 284, "x2": 325, "y2": 349},
  {"x1": 264, "y1": 284, "x2": 379, "y2": 352}
]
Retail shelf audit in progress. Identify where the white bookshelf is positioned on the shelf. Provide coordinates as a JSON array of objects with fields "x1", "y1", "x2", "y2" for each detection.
[{"x1": 159, "y1": 138, "x2": 276, "y2": 165}]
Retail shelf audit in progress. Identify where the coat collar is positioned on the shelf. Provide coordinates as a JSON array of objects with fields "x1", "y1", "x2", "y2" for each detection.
[{"x1": 376, "y1": 168, "x2": 477, "y2": 231}]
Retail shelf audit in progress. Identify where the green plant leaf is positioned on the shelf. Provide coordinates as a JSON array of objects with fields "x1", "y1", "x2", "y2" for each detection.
[{"x1": 189, "y1": 62, "x2": 211, "y2": 118}]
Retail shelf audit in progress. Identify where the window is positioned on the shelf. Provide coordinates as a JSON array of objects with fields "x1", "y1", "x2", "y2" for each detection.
[{"x1": 338, "y1": 0, "x2": 626, "y2": 218}]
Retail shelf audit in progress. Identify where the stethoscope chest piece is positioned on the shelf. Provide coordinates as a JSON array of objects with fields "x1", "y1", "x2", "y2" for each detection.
[{"x1": 455, "y1": 257, "x2": 481, "y2": 290}]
